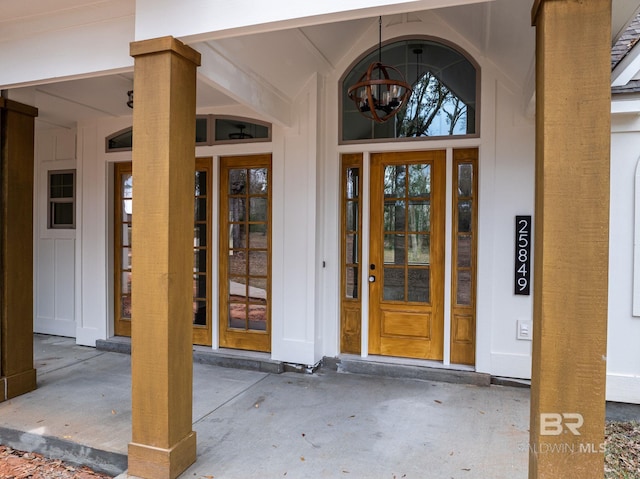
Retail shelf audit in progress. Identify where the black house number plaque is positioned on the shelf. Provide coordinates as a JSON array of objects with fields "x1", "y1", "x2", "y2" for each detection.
[{"x1": 515, "y1": 216, "x2": 531, "y2": 295}]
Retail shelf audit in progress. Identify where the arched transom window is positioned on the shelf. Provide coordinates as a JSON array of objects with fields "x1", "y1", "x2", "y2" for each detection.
[{"x1": 341, "y1": 37, "x2": 479, "y2": 142}]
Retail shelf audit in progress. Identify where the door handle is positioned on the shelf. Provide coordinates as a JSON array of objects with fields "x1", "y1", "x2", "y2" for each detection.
[{"x1": 368, "y1": 275, "x2": 376, "y2": 283}]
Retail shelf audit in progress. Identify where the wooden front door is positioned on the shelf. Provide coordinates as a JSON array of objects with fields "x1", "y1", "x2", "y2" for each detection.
[
  {"x1": 368, "y1": 151, "x2": 445, "y2": 360},
  {"x1": 219, "y1": 155, "x2": 271, "y2": 352},
  {"x1": 114, "y1": 158, "x2": 213, "y2": 345}
]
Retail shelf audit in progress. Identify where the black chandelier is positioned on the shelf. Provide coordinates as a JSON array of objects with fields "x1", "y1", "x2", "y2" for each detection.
[{"x1": 347, "y1": 17, "x2": 412, "y2": 123}]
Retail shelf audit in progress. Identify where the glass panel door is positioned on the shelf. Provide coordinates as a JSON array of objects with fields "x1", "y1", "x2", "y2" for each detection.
[
  {"x1": 219, "y1": 155, "x2": 271, "y2": 352},
  {"x1": 369, "y1": 151, "x2": 445, "y2": 360},
  {"x1": 114, "y1": 159, "x2": 213, "y2": 345}
]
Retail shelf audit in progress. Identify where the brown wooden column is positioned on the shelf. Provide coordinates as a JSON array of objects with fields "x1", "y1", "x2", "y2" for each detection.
[
  {"x1": 0, "y1": 98, "x2": 38, "y2": 402},
  {"x1": 128, "y1": 37, "x2": 200, "y2": 479},
  {"x1": 530, "y1": 1, "x2": 611, "y2": 478}
]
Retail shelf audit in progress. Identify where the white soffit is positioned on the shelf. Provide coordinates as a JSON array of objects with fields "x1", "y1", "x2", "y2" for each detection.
[{"x1": 135, "y1": 0, "x2": 495, "y2": 43}]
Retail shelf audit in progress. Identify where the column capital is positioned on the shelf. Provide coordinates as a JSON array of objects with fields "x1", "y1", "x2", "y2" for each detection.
[{"x1": 130, "y1": 36, "x2": 201, "y2": 66}]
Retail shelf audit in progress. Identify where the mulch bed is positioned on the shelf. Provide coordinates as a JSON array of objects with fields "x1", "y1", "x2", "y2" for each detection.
[
  {"x1": 0, "y1": 446, "x2": 112, "y2": 479},
  {"x1": 605, "y1": 421, "x2": 640, "y2": 478}
]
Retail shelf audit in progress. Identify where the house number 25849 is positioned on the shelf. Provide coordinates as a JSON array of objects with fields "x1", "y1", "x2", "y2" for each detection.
[{"x1": 514, "y1": 216, "x2": 531, "y2": 295}]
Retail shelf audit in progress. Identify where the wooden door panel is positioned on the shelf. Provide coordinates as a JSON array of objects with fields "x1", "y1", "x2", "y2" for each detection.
[{"x1": 369, "y1": 151, "x2": 445, "y2": 360}]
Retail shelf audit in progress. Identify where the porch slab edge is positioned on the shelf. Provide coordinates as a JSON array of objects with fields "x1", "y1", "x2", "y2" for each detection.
[
  {"x1": 325, "y1": 356, "x2": 492, "y2": 386},
  {"x1": 0, "y1": 426, "x2": 128, "y2": 477}
]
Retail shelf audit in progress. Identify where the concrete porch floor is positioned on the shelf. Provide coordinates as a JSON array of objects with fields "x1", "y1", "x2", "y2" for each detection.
[{"x1": 0, "y1": 334, "x2": 535, "y2": 478}]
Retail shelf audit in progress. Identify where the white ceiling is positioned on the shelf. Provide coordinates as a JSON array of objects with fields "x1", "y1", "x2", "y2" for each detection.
[{"x1": 5, "y1": 0, "x2": 639, "y2": 130}]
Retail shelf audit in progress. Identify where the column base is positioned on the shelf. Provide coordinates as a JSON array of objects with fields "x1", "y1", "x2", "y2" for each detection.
[
  {"x1": 128, "y1": 431, "x2": 197, "y2": 479},
  {"x1": 0, "y1": 368, "x2": 37, "y2": 402}
]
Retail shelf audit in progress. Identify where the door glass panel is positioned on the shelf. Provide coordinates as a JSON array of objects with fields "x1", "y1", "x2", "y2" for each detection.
[
  {"x1": 120, "y1": 296, "x2": 131, "y2": 319},
  {"x1": 383, "y1": 267, "x2": 405, "y2": 301},
  {"x1": 346, "y1": 168, "x2": 360, "y2": 199},
  {"x1": 229, "y1": 250, "x2": 247, "y2": 275},
  {"x1": 457, "y1": 270, "x2": 472, "y2": 305},
  {"x1": 229, "y1": 224, "x2": 247, "y2": 249},
  {"x1": 408, "y1": 164, "x2": 431, "y2": 197},
  {"x1": 122, "y1": 225, "x2": 132, "y2": 247},
  {"x1": 121, "y1": 272, "x2": 131, "y2": 294},
  {"x1": 193, "y1": 300, "x2": 207, "y2": 325},
  {"x1": 346, "y1": 234, "x2": 358, "y2": 264},
  {"x1": 249, "y1": 305, "x2": 267, "y2": 330},
  {"x1": 346, "y1": 201, "x2": 359, "y2": 231},
  {"x1": 229, "y1": 303, "x2": 246, "y2": 328},
  {"x1": 229, "y1": 169, "x2": 247, "y2": 194},
  {"x1": 121, "y1": 248, "x2": 131, "y2": 269},
  {"x1": 458, "y1": 200, "x2": 472, "y2": 233},
  {"x1": 346, "y1": 266, "x2": 358, "y2": 299},
  {"x1": 249, "y1": 198, "x2": 267, "y2": 221},
  {"x1": 249, "y1": 168, "x2": 268, "y2": 194},
  {"x1": 408, "y1": 202, "x2": 430, "y2": 232},
  {"x1": 384, "y1": 165, "x2": 406, "y2": 197},
  {"x1": 195, "y1": 198, "x2": 207, "y2": 221},
  {"x1": 458, "y1": 164, "x2": 473, "y2": 197},
  {"x1": 457, "y1": 235, "x2": 472, "y2": 268},
  {"x1": 194, "y1": 275, "x2": 207, "y2": 298},
  {"x1": 121, "y1": 199, "x2": 132, "y2": 222},
  {"x1": 194, "y1": 249, "x2": 207, "y2": 272},
  {"x1": 248, "y1": 277, "x2": 268, "y2": 294},
  {"x1": 408, "y1": 268, "x2": 430, "y2": 303},
  {"x1": 229, "y1": 198, "x2": 246, "y2": 222},
  {"x1": 384, "y1": 234, "x2": 406, "y2": 263},
  {"x1": 249, "y1": 250, "x2": 268, "y2": 276},
  {"x1": 408, "y1": 234, "x2": 430, "y2": 265},
  {"x1": 384, "y1": 201, "x2": 405, "y2": 232},
  {"x1": 249, "y1": 228, "x2": 267, "y2": 248},
  {"x1": 194, "y1": 224, "x2": 207, "y2": 247}
]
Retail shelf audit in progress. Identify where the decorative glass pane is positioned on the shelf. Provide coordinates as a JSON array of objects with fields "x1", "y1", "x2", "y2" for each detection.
[
  {"x1": 408, "y1": 268, "x2": 430, "y2": 303},
  {"x1": 249, "y1": 168, "x2": 268, "y2": 194},
  {"x1": 107, "y1": 129, "x2": 133, "y2": 151},
  {"x1": 195, "y1": 171, "x2": 207, "y2": 196},
  {"x1": 384, "y1": 200, "x2": 405, "y2": 232},
  {"x1": 229, "y1": 169, "x2": 247, "y2": 194},
  {"x1": 457, "y1": 235, "x2": 472, "y2": 268},
  {"x1": 194, "y1": 224, "x2": 207, "y2": 247},
  {"x1": 228, "y1": 250, "x2": 247, "y2": 276},
  {"x1": 229, "y1": 198, "x2": 245, "y2": 222},
  {"x1": 121, "y1": 272, "x2": 131, "y2": 294},
  {"x1": 342, "y1": 39, "x2": 477, "y2": 142},
  {"x1": 408, "y1": 164, "x2": 431, "y2": 197},
  {"x1": 228, "y1": 303, "x2": 247, "y2": 329},
  {"x1": 193, "y1": 300, "x2": 207, "y2": 325},
  {"x1": 249, "y1": 251, "x2": 268, "y2": 277},
  {"x1": 248, "y1": 305, "x2": 267, "y2": 331},
  {"x1": 249, "y1": 198, "x2": 267, "y2": 222},
  {"x1": 346, "y1": 234, "x2": 358, "y2": 264},
  {"x1": 458, "y1": 200, "x2": 472, "y2": 233},
  {"x1": 383, "y1": 267, "x2": 405, "y2": 301},
  {"x1": 408, "y1": 234, "x2": 430, "y2": 265},
  {"x1": 384, "y1": 234, "x2": 406, "y2": 264},
  {"x1": 120, "y1": 295, "x2": 131, "y2": 319},
  {"x1": 408, "y1": 202, "x2": 430, "y2": 233},
  {"x1": 194, "y1": 249, "x2": 207, "y2": 273},
  {"x1": 346, "y1": 168, "x2": 360, "y2": 199},
  {"x1": 384, "y1": 165, "x2": 406, "y2": 197},
  {"x1": 346, "y1": 201, "x2": 359, "y2": 231},
  {"x1": 458, "y1": 164, "x2": 473, "y2": 197},
  {"x1": 229, "y1": 224, "x2": 247, "y2": 249},
  {"x1": 195, "y1": 198, "x2": 207, "y2": 222},
  {"x1": 457, "y1": 270, "x2": 472, "y2": 305},
  {"x1": 345, "y1": 266, "x2": 358, "y2": 299},
  {"x1": 194, "y1": 274, "x2": 207, "y2": 299}
]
